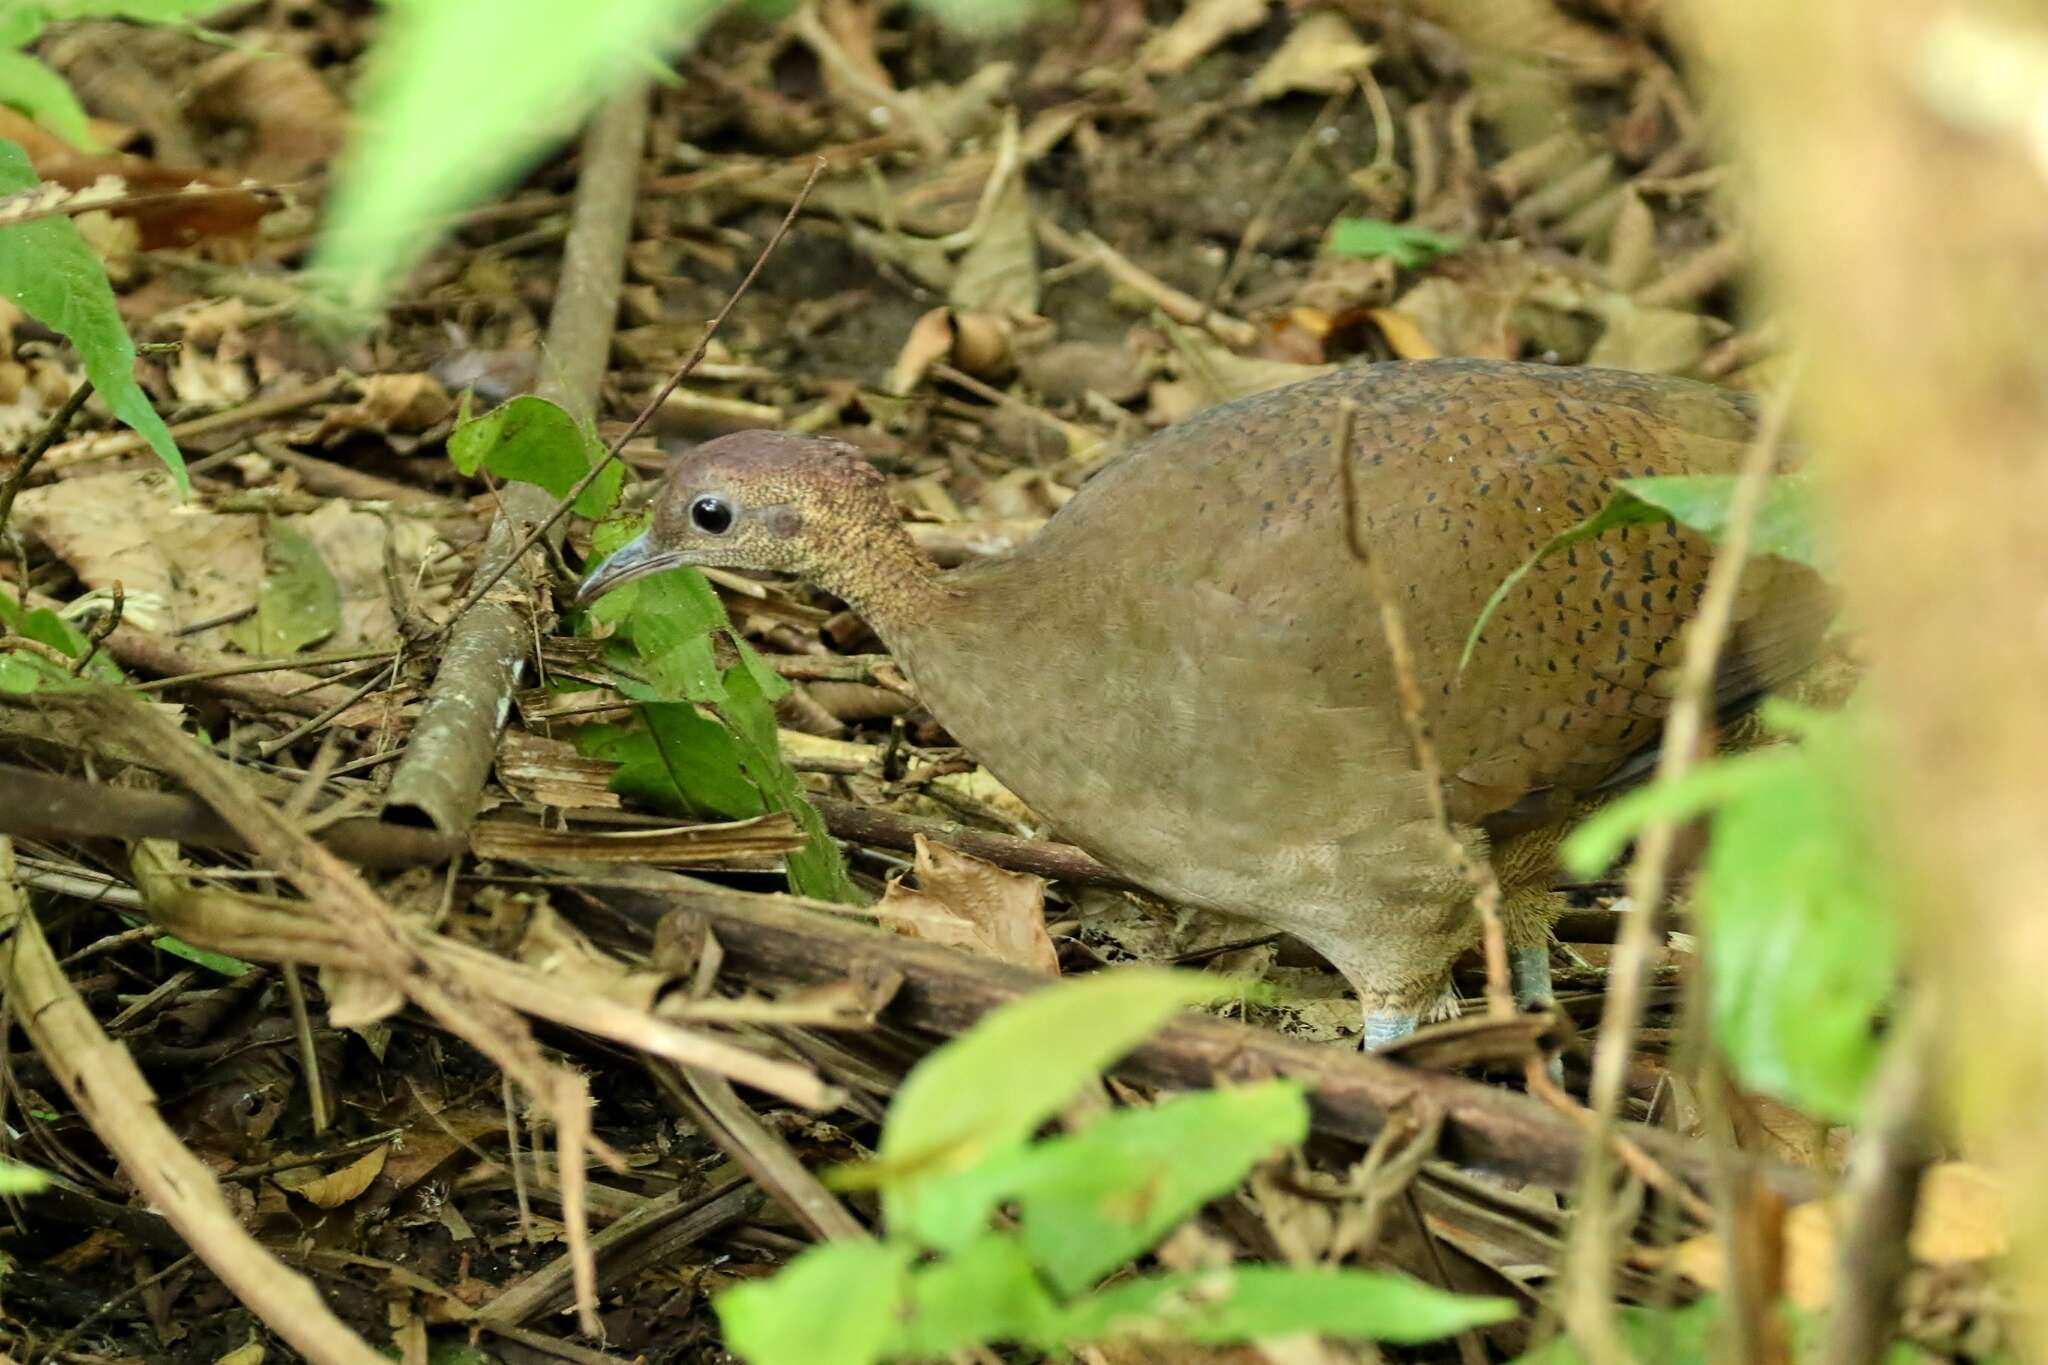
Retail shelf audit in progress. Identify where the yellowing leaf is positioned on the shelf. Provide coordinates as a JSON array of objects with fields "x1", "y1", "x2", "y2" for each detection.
[{"x1": 272, "y1": 1144, "x2": 390, "y2": 1210}]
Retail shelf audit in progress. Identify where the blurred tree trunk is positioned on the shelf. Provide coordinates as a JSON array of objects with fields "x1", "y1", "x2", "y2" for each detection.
[{"x1": 1695, "y1": 0, "x2": 2048, "y2": 1351}]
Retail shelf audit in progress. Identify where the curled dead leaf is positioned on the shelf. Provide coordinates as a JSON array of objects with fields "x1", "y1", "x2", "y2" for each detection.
[
  {"x1": 881, "y1": 834, "x2": 1058, "y2": 974},
  {"x1": 1247, "y1": 12, "x2": 1379, "y2": 101},
  {"x1": 271, "y1": 1143, "x2": 389, "y2": 1210}
]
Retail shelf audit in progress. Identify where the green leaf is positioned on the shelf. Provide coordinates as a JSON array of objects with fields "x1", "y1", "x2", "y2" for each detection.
[
  {"x1": 313, "y1": 0, "x2": 721, "y2": 312},
  {"x1": 1511, "y1": 1297, "x2": 1720, "y2": 1363},
  {"x1": 1617, "y1": 473, "x2": 1826, "y2": 572},
  {"x1": 1010, "y1": 1082, "x2": 1309, "y2": 1294},
  {"x1": 224, "y1": 522, "x2": 341, "y2": 657},
  {"x1": 0, "y1": 593, "x2": 121, "y2": 692},
  {"x1": 1563, "y1": 708, "x2": 1896, "y2": 1122},
  {"x1": 866, "y1": 969, "x2": 1228, "y2": 1235},
  {"x1": 1327, "y1": 217, "x2": 1462, "y2": 269},
  {"x1": 0, "y1": 1159, "x2": 48, "y2": 1196},
  {"x1": 0, "y1": 139, "x2": 184, "y2": 489},
  {"x1": 893, "y1": 1234, "x2": 1060, "y2": 1358},
  {"x1": 576, "y1": 703, "x2": 768, "y2": 822},
  {"x1": 1460, "y1": 473, "x2": 1821, "y2": 671},
  {"x1": 147, "y1": 931, "x2": 251, "y2": 978},
  {"x1": 446, "y1": 394, "x2": 621, "y2": 519},
  {"x1": 1052, "y1": 1266, "x2": 1514, "y2": 1348},
  {"x1": 714, "y1": 1239, "x2": 910, "y2": 1365},
  {"x1": 0, "y1": 50, "x2": 97, "y2": 149}
]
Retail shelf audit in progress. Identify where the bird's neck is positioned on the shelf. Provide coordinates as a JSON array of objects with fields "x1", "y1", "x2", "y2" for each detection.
[{"x1": 814, "y1": 520, "x2": 959, "y2": 651}]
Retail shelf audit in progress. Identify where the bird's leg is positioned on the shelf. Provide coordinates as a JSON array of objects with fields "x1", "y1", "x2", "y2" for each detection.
[{"x1": 1362, "y1": 1010, "x2": 1419, "y2": 1049}]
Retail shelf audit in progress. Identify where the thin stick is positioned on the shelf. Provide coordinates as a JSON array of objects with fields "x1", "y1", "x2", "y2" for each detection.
[
  {"x1": 1559, "y1": 375, "x2": 1799, "y2": 1364},
  {"x1": 0, "y1": 378, "x2": 93, "y2": 535},
  {"x1": 1334, "y1": 397, "x2": 1515, "y2": 1022},
  {"x1": 433, "y1": 156, "x2": 829, "y2": 635}
]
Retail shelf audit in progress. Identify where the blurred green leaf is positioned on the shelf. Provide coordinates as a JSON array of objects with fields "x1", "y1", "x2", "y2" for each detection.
[
  {"x1": 1564, "y1": 706, "x2": 1895, "y2": 1121},
  {"x1": 313, "y1": 0, "x2": 721, "y2": 312},
  {"x1": 1011, "y1": 1082, "x2": 1309, "y2": 1293},
  {"x1": 1462, "y1": 472, "x2": 1821, "y2": 670},
  {"x1": 446, "y1": 394, "x2": 620, "y2": 519},
  {"x1": 224, "y1": 523, "x2": 341, "y2": 657},
  {"x1": 0, "y1": 50, "x2": 95, "y2": 147},
  {"x1": 0, "y1": 1159, "x2": 48, "y2": 1196},
  {"x1": 866, "y1": 969, "x2": 1227, "y2": 1234},
  {"x1": 1511, "y1": 1297, "x2": 1720, "y2": 1362},
  {"x1": 1052, "y1": 1266, "x2": 1514, "y2": 1347},
  {"x1": 893, "y1": 1235, "x2": 1060, "y2": 1359},
  {"x1": 0, "y1": 139, "x2": 184, "y2": 490},
  {"x1": 1327, "y1": 217, "x2": 1462, "y2": 269},
  {"x1": 716, "y1": 1239, "x2": 909, "y2": 1365}
]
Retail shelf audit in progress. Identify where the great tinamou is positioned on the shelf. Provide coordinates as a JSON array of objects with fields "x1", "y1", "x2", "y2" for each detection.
[{"x1": 578, "y1": 359, "x2": 1829, "y2": 1045}]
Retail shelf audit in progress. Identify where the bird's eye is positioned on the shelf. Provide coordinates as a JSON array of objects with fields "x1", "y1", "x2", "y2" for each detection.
[{"x1": 689, "y1": 495, "x2": 734, "y2": 535}]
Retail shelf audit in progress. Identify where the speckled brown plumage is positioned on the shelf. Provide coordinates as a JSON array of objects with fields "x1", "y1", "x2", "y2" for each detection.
[{"x1": 580, "y1": 360, "x2": 1832, "y2": 1037}]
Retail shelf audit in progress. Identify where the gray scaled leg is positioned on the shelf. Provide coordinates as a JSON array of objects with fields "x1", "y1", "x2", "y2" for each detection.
[
  {"x1": 1362, "y1": 1010, "x2": 1419, "y2": 1051},
  {"x1": 1510, "y1": 944, "x2": 1556, "y2": 1012}
]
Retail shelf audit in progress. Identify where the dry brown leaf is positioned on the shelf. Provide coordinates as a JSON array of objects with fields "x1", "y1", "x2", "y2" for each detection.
[
  {"x1": 1142, "y1": 0, "x2": 1270, "y2": 75},
  {"x1": 0, "y1": 108, "x2": 275, "y2": 248},
  {"x1": 15, "y1": 470, "x2": 263, "y2": 639},
  {"x1": 1369, "y1": 307, "x2": 1443, "y2": 360},
  {"x1": 887, "y1": 307, "x2": 958, "y2": 395},
  {"x1": 881, "y1": 835, "x2": 1058, "y2": 973},
  {"x1": 314, "y1": 373, "x2": 454, "y2": 441},
  {"x1": 192, "y1": 48, "x2": 346, "y2": 183},
  {"x1": 951, "y1": 165, "x2": 1039, "y2": 317},
  {"x1": 1584, "y1": 298, "x2": 1708, "y2": 373},
  {"x1": 271, "y1": 1144, "x2": 390, "y2": 1209},
  {"x1": 1246, "y1": 12, "x2": 1379, "y2": 101},
  {"x1": 293, "y1": 501, "x2": 449, "y2": 642},
  {"x1": 1171, "y1": 328, "x2": 1334, "y2": 405},
  {"x1": 1388, "y1": 276, "x2": 1522, "y2": 359},
  {"x1": 319, "y1": 965, "x2": 406, "y2": 1029},
  {"x1": 1673, "y1": 1161, "x2": 2009, "y2": 1311}
]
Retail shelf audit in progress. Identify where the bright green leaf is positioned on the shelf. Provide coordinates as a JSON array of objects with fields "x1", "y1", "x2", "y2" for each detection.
[
  {"x1": 0, "y1": 50, "x2": 96, "y2": 149},
  {"x1": 1327, "y1": 217, "x2": 1462, "y2": 269},
  {"x1": 313, "y1": 0, "x2": 721, "y2": 312},
  {"x1": 446, "y1": 394, "x2": 621, "y2": 519},
  {"x1": 0, "y1": 139, "x2": 184, "y2": 489},
  {"x1": 1563, "y1": 708, "x2": 1896, "y2": 1121},
  {"x1": 869, "y1": 969, "x2": 1228, "y2": 1234},
  {"x1": 1051, "y1": 1266, "x2": 1514, "y2": 1348},
  {"x1": 0, "y1": 1159, "x2": 48, "y2": 1196},
  {"x1": 577, "y1": 702, "x2": 768, "y2": 822},
  {"x1": 715, "y1": 1239, "x2": 910, "y2": 1365},
  {"x1": 0, "y1": 593, "x2": 121, "y2": 693},
  {"x1": 1012, "y1": 1082, "x2": 1309, "y2": 1294},
  {"x1": 224, "y1": 523, "x2": 341, "y2": 657},
  {"x1": 893, "y1": 1234, "x2": 1060, "y2": 1358},
  {"x1": 1461, "y1": 473, "x2": 1822, "y2": 670},
  {"x1": 1617, "y1": 473, "x2": 1826, "y2": 572}
]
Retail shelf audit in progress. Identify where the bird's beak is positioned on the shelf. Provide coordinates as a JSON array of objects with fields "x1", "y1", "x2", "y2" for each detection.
[{"x1": 573, "y1": 530, "x2": 687, "y2": 607}]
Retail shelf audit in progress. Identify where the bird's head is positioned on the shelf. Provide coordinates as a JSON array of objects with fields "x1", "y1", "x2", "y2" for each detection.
[{"x1": 575, "y1": 430, "x2": 906, "y2": 608}]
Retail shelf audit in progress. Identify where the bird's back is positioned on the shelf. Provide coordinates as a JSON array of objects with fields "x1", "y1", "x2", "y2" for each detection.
[{"x1": 913, "y1": 360, "x2": 1826, "y2": 909}]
